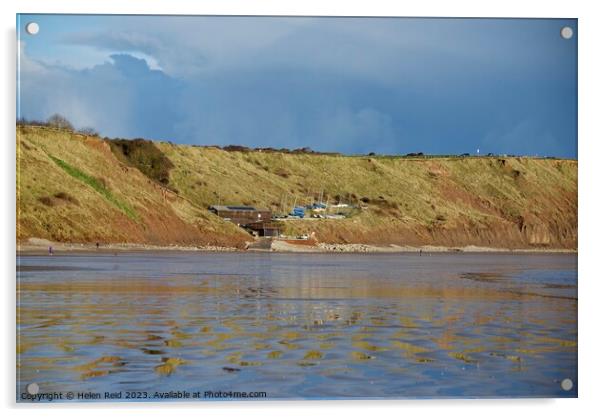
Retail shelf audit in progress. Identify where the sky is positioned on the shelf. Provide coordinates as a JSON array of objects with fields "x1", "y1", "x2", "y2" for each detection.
[{"x1": 17, "y1": 15, "x2": 577, "y2": 157}]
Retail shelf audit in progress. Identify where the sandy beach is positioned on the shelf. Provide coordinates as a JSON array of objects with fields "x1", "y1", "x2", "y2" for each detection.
[{"x1": 17, "y1": 237, "x2": 576, "y2": 255}]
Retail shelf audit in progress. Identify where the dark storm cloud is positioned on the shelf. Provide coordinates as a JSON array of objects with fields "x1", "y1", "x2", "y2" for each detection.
[{"x1": 18, "y1": 16, "x2": 577, "y2": 157}]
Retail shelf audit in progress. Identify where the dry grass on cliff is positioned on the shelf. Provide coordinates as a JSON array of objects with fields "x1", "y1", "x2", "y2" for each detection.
[
  {"x1": 17, "y1": 125, "x2": 577, "y2": 249},
  {"x1": 161, "y1": 143, "x2": 576, "y2": 248},
  {"x1": 17, "y1": 126, "x2": 250, "y2": 247}
]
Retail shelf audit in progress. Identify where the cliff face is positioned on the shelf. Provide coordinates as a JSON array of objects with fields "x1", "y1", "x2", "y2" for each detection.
[
  {"x1": 17, "y1": 126, "x2": 577, "y2": 249},
  {"x1": 17, "y1": 126, "x2": 250, "y2": 248}
]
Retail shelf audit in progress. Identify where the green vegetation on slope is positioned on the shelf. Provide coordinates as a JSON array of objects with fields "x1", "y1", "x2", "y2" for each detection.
[
  {"x1": 48, "y1": 155, "x2": 138, "y2": 220},
  {"x1": 108, "y1": 139, "x2": 174, "y2": 187}
]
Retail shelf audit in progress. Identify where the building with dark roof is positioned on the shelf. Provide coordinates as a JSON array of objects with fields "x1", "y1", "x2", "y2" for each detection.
[
  {"x1": 209, "y1": 205, "x2": 271, "y2": 226},
  {"x1": 209, "y1": 205, "x2": 279, "y2": 237}
]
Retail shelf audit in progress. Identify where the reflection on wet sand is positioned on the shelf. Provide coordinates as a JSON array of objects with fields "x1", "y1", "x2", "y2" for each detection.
[{"x1": 17, "y1": 252, "x2": 577, "y2": 399}]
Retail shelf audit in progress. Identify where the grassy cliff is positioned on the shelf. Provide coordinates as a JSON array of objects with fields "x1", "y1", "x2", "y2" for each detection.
[{"x1": 17, "y1": 125, "x2": 577, "y2": 249}]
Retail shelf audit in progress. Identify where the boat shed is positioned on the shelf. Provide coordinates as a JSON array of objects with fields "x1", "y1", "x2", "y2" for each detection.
[
  {"x1": 244, "y1": 221, "x2": 282, "y2": 237},
  {"x1": 208, "y1": 205, "x2": 272, "y2": 226}
]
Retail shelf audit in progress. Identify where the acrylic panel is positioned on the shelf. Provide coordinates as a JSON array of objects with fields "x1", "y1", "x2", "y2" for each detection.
[{"x1": 16, "y1": 14, "x2": 577, "y2": 402}]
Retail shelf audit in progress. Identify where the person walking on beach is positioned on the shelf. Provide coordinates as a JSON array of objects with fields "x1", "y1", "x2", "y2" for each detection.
[{"x1": 48, "y1": 246, "x2": 53, "y2": 256}]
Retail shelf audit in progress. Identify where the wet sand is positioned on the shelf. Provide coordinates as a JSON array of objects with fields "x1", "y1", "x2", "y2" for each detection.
[{"x1": 17, "y1": 251, "x2": 577, "y2": 400}]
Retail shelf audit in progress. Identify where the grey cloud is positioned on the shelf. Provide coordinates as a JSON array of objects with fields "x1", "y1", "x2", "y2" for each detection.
[
  {"x1": 19, "y1": 17, "x2": 577, "y2": 157},
  {"x1": 19, "y1": 47, "x2": 182, "y2": 139},
  {"x1": 59, "y1": 17, "x2": 571, "y2": 85}
]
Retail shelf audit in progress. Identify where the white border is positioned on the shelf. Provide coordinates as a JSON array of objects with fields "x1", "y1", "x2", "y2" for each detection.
[{"x1": 3, "y1": 1, "x2": 601, "y2": 416}]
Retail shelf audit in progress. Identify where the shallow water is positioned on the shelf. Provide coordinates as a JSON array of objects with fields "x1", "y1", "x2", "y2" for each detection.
[{"x1": 16, "y1": 252, "x2": 577, "y2": 400}]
